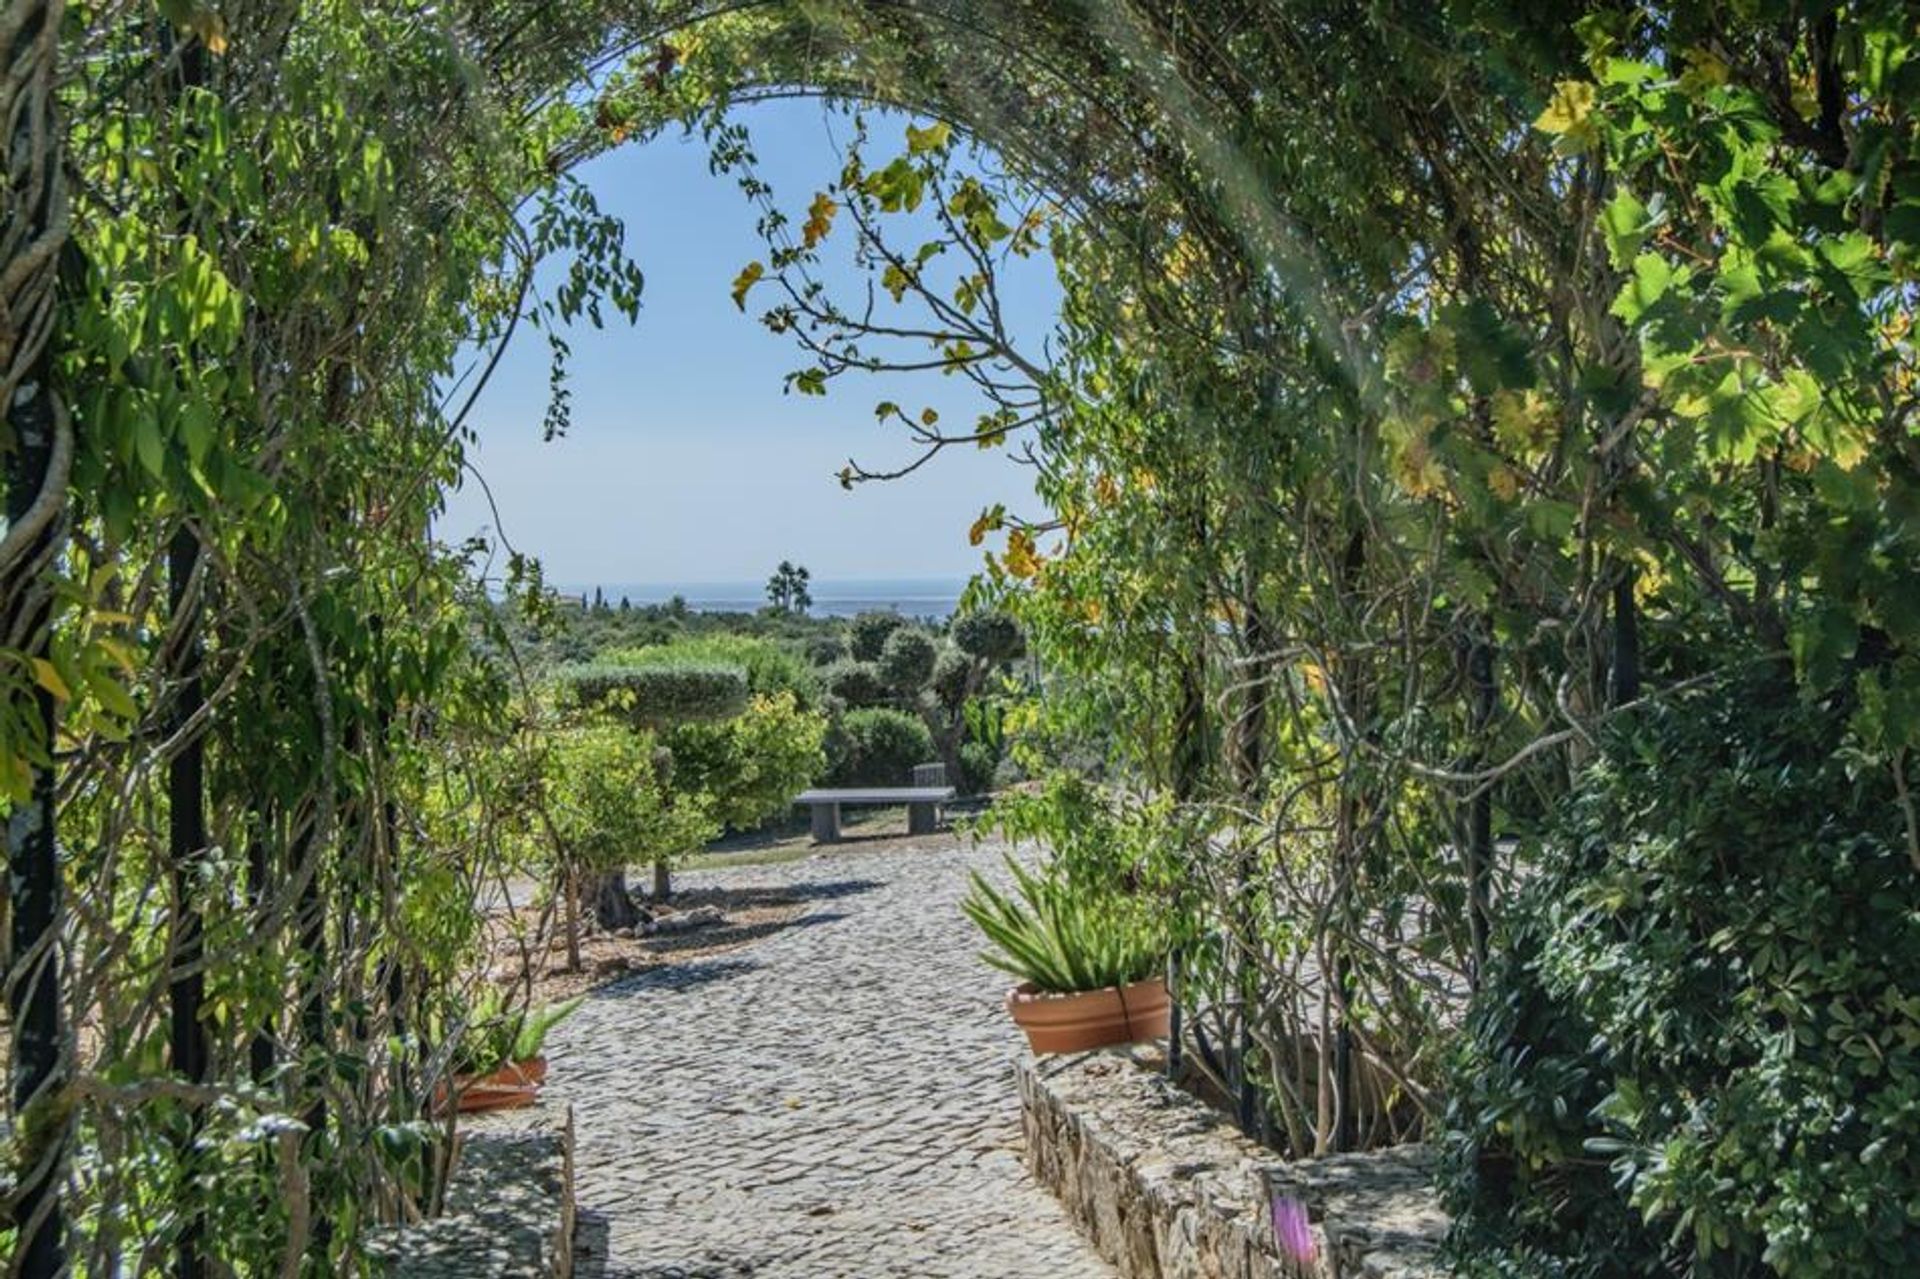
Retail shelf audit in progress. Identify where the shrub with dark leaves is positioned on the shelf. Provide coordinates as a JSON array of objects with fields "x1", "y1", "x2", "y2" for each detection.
[{"x1": 1445, "y1": 675, "x2": 1920, "y2": 1276}]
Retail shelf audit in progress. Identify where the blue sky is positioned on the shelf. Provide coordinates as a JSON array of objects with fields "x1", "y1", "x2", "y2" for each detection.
[{"x1": 436, "y1": 101, "x2": 1061, "y2": 592}]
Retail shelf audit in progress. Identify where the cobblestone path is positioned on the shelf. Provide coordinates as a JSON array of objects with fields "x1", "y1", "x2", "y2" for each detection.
[{"x1": 547, "y1": 837, "x2": 1116, "y2": 1279}]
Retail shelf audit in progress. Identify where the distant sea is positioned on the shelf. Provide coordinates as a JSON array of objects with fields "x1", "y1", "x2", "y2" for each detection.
[{"x1": 571, "y1": 577, "x2": 968, "y2": 620}]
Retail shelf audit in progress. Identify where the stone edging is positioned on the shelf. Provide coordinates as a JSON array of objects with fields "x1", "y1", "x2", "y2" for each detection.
[
  {"x1": 1017, "y1": 1051, "x2": 1448, "y2": 1278},
  {"x1": 368, "y1": 1101, "x2": 575, "y2": 1276}
]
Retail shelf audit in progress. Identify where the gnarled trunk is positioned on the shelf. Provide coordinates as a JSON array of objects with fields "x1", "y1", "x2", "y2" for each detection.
[{"x1": 592, "y1": 870, "x2": 641, "y2": 931}]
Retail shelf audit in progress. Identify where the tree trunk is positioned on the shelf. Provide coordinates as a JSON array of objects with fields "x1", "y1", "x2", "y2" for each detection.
[
  {"x1": 651, "y1": 858, "x2": 672, "y2": 903},
  {"x1": 247, "y1": 818, "x2": 276, "y2": 1082},
  {"x1": 1609, "y1": 568, "x2": 1641, "y2": 707},
  {"x1": 167, "y1": 525, "x2": 210, "y2": 1279},
  {"x1": 592, "y1": 870, "x2": 641, "y2": 931},
  {"x1": 293, "y1": 818, "x2": 332, "y2": 1253},
  {"x1": 563, "y1": 866, "x2": 582, "y2": 970},
  {"x1": 1464, "y1": 622, "x2": 1497, "y2": 988},
  {"x1": 934, "y1": 727, "x2": 967, "y2": 797},
  {"x1": 1, "y1": 3, "x2": 70, "y2": 1268}
]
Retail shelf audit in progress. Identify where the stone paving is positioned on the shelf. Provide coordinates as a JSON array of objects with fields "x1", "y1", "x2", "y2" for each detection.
[{"x1": 546, "y1": 836, "x2": 1117, "y2": 1279}]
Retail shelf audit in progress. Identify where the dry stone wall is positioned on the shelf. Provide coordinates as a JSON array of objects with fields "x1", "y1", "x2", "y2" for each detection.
[
  {"x1": 368, "y1": 1102, "x2": 575, "y2": 1277},
  {"x1": 1018, "y1": 1051, "x2": 1448, "y2": 1279}
]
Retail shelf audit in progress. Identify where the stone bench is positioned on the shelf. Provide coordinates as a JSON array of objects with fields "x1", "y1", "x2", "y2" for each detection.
[{"x1": 793, "y1": 785, "x2": 956, "y2": 841}]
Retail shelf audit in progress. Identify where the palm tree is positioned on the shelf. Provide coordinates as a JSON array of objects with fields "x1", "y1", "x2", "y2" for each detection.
[{"x1": 766, "y1": 561, "x2": 813, "y2": 614}]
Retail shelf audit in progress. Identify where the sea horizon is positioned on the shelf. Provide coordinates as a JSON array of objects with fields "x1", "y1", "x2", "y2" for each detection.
[{"x1": 563, "y1": 576, "x2": 970, "y2": 619}]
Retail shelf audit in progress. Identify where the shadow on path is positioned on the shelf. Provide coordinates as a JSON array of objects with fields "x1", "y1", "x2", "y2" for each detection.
[
  {"x1": 575, "y1": 1210, "x2": 760, "y2": 1279},
  {"x1": 638, "y1": 908, "x2": 850, "y2": 959},
  {"x1": 586, "y1": 956, "x2": 761, "y2": 1000}
]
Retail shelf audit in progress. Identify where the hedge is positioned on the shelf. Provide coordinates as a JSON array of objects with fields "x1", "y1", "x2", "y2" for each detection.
[
  {"x1": 551, "y1": 661, "x2": 748, "y2": 728},
  {"x1": 825, "y1": 708, "x2": 934, "y2": 787}
]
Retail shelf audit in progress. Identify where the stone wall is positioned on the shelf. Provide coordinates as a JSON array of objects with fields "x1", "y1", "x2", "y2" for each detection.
[
  {"x1": 368, "y1": 1101, "x2": 576, "y2": 1277},
  {"x1": 1017, "y1": 1051, "x2": 1448, "y2": 1279}
]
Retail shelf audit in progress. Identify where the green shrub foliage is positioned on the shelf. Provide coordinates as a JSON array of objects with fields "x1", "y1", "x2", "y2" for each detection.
[
  {"x1": 660, "y1": 692, "x2": 827, "y2": 831},
  {"x1": 552, "y1": 661, "x2": 748, "y2": 728},
  {"x1": 824, "y1": 659, "x2": 887, "y2": 709},
  {"x1": 607, "y1": 635, "x2": 820, "y2": 708},
  {"x1": 931, "y1": 647, "x2": 972, "y2": 710},
  {"x1": 951, "y1": 611, "x2": 1023, "y2": 663},
  {"x1": 825, "y1": 707, "x2": 934, "y2": 786},
  {"x1": 877, "y1": 627, "x2": 937, "y2": 693},
  {"x1": 545, "y1": 722, "x2": 718, "y2": 886},
  {"x1": 1445, "y1": 677, "x2": 1920, "y2": 1276},
  {"x1": 958, "y1": 739, "x2": 999, "y2": 796},
  {"x1": 849, "y1": 611, "x2": 907, "y2": 661},
  {"x1": 806, "y1": 634, "x2": 848, "y2": 667}
]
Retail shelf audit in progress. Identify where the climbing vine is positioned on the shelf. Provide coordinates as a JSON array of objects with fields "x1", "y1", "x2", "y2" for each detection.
[{"x1": 4, "y1": 2, "x2": 1919, "y2": 1274}]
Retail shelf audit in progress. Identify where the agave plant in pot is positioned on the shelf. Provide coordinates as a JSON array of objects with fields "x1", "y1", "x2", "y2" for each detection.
[
  {"x1": 447, "y1": 994, "x2": 583, "y2": 1114},
  {"x1": 963, "y1": 855, "x2": 1169, "y2": 1054}
]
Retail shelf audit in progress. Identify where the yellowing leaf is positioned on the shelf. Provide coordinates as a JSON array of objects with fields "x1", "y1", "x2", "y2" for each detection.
[
  {"x1": 882, "y1": 262, "x2": 911, "y2": 303},
  {"x1": 968, "y1": 505, "x2": 1005, "y2": 546},
  {"x1": 185, "y1": 6, "x2": 228, "y2": 55},
  {"x1": 1004, "y1": 528, "x2": 1041, "y2": 579},
  {"x1": 1487, "y1": 464, "x2": 1521, "y2": 501},
  {"x1": 1533, "y1": 80, "x2": 1599, "y2": 153},
  {"x1": 905, "y1": 121, "x2": 952, "y2": 155},
  {"x1": 1094, "y1": 474, "x2": 1120, "y2": 505},
  {"x1": 1677, "y1": 46, "x2": 1730, "y2": 95},
  {"x1": 30, "y1": 658, "x2": 70, "y2": 702},
  {"x1": 730, "y1": 261, "x2": 764, "y2": 311},
  {"x1": 802, "y1": 192, "x2": 837, "y2": 249},
  {"x1": 1393, "y1": 437, "x2": 1445, "y2": 497},
  {"x1": 1492, "y1": 388, "x2": 1559, "y2": 454}
]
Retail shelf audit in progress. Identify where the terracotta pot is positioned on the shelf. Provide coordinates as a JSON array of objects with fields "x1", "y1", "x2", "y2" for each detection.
[
  {"x1": 454, "y1": 1080, "x2": 539, "y2": 1114},
  {"x1": 470, "y1": 1056, "x2": 547, "y2": 1089},
  {"x1": 443, "y1": 1056, "x2": 547, "y2": 1114},
  {"x1": 1006, "y1": 977, "x2": 1171, "y2": 1054}
]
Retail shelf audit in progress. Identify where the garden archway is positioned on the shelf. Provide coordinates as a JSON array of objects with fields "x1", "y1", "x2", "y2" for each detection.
[{"x1": 16, "y1": 4, "x2": 1915, "y2": 1275}]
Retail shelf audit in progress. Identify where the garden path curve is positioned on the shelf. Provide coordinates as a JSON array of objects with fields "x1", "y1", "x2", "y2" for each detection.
[{"x1": 546, "y1": 836, "x2": 1117, "y2": 1279}]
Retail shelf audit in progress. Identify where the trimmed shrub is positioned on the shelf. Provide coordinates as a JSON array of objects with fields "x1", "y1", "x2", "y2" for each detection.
[
  {"x1": 877, "y1": 627, "x2": 937, "y2": 693},
  {"x1": 551, "y1": 661, "x2": 747, "y2": 728},
  {"x1": 826, "y1": 708, "x2": 934, "y2": 786},
  {"x1": 824, "y1": 659, "x2": 887, "y2": 709},
  {"x1": 951, "y1": 610, "x2": 1024, "y2": 662},
  {"x1": 805, "y1": 634, "x2": 847, "y2": 667},
  {"x1": 849, "y1": 610, "x2": 906, "y2": 661},
  {"x1": 931, "y1": 647, "x2": 972, "y2": 710},
  {"x1": 1444, "y1": 676, "x2": 1920, "y2": 1276},
  {"x1": 606, "y1": 635, "x2": 820, "y2": 708}
]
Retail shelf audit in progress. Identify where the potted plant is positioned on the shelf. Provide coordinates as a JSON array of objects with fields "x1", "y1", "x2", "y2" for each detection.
[
  {"x1": 963, "y1": 856, "x2": 1169, "y2": 1053},
  {"x1": 448, "y1": 994, "x2": 583, "y2": 1113}
]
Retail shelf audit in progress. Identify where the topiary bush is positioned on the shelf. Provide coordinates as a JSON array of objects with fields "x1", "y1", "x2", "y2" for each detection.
[
  {"x1": 825, "y1": 707, "x2": 934, "y2": 786},
  {"x1": 951, "y1": 610, "x2": 1024, "y2": 663},
  {"x1": 849, "y1": 610, "x2": 906, "y2": 661},
  {"x1": 824, "y1": 659, "x2": 887, "y2": 709},
  {"x1": 550, "y1": 661, "x2": 748, "y2": 728},
  {"x1": 1444, "y1": 674, "x2": 1920, "y2": 1276},
  {"x1": 877, "y1": 627, "x2": 937, "y2": 693}
]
